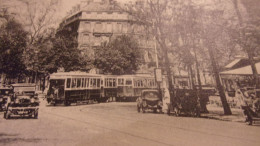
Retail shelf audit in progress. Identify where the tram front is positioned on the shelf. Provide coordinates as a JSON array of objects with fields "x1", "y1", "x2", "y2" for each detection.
[{"x1": 47, "y1": 76, "x2": 65, "y2": 105}]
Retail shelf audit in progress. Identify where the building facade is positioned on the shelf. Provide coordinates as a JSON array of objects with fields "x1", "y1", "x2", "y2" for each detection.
[{"x1": 58, "y1": 0, "x2": 155, "y2": 73}]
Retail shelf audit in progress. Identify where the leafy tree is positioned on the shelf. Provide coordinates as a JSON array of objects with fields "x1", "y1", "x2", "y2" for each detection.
[
  {"x1": 123, "y1": 0, "x2": 234, "y2": 114},
  {"x1": 39, "y1": 28, "x2": 91, "y2": 73},
  {"x1": 230, "y1": 0, "x2": 260, "y2": 89},
  {"x1": 0, "y1": 11, "x2": 27, "y2": 84},
  {"x1": 94, "y1": 35, "x2": 143, "y2": 75}
]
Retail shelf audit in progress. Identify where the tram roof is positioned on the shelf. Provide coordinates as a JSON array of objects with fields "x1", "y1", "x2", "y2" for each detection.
[
  {"x1": 118, "y1": 74, "x2": 155, "y2": 78},
  {"x1": 50, "y1": 72, "x2": 102, "y2": 79}
]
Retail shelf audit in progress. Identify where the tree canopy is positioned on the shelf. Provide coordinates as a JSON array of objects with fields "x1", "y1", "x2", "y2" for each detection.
[
  {"x1": 0, "y1": 14, "x2": 27, "y2": 78},
  {"x1": 94, "y1": 35, "x2": 143, "y2": 75}
]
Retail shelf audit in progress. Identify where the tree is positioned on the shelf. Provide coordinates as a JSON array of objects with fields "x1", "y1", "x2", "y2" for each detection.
[
  {"x1": 0, "y1": 10, "x2": 27, "y2": 85},
  {"x1": 94, "y1": 35, "x2": 143, "y2": 75},
  {"x1": 39, "y1": 28, "x2": 90, "y2": 73},
  {"x1": 123, "y1": 0, "x2": 234, "y2": 114},
  {"x1": 231, "y1": 0, "x2": 260, "y2": 89},
  {"x1": 122, "y1": 0, "x2": 178, "y2": 102},
  {"x1": 9, "y1": 0, "x2": 61, "y2": 83}
]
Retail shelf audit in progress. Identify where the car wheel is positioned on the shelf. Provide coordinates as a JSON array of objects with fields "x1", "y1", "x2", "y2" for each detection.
[
  {"x1": 167, "y1": 108, "x2": 171, "y2": 116},
  {"x1": 158, "y1": 108, "x2": 163, "y2": 114},
  {"x1": 65, "y1": 101, "x2": 71, "y2": 106},
  {"x1": 5, "y1": 111, "x2": 10, "y2": 119},
  {"x1": 34, "y1": 111, "x2": 38, "y2": 119},
  {"x1": 153, "y1": 109, "x2": 157, "y2": 113},
  {"x1": 174, "y1": 107, "x2": 179, "y2": 117}
]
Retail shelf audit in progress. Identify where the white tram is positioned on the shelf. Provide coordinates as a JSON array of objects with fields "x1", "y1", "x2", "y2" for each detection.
[
  {"x1": 116, "y1": 75, "x2": 158, "y2": 101},
  {"x1": 46, "y1": 72, "x2": 159, "y2": 105}
]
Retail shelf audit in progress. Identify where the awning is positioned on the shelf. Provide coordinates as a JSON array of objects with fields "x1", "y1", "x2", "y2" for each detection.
[{"x1": 220, "y1": 62, "x2": 260, "y2": 75}]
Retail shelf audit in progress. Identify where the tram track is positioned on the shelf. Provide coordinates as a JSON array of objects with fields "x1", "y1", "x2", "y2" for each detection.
[
  {"x1": 77, "y1": 106, "x2": 260, "y2": 144},
  {"x1": 42, "y1": 110, "x2": 176, "y2": 146},
  {"x1": 41, "y1": 104, "x2": 260, "y2": 145}
]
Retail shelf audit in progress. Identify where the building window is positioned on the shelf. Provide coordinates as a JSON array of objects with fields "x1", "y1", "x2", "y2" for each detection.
[
  {"x1": 106, "y1": 23, "x2": 112, "y2": 32},
  {"x1": 95, "y1": 22, "x2": 103, "y2": 32},
  {"x1": 115, "y1": 23, "x2": 122, "y2": 33},
  {"x1": 84, "y1": 22, "x2": 91, "y2": 32}
]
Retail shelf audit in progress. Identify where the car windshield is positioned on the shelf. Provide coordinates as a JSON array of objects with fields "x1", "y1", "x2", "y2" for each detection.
[
  {"x1": 13, "y1": 87, "x2": 35, "y2": 95},
  {"x1": 143, "y1": 91, "x2": 159, "y2": 100}
]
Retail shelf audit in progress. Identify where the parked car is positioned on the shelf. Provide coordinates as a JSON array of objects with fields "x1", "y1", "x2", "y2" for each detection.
[
  {"x1": 137, "y1": 89, "x2": 163, "y2": 113},
  {"x1": 167, "y1": 89, "x2": 200, "y2": 117},
  {"x1": 4, "y1": 83, "x2": 39, "y2": 119},
  {"x1": 0, "y1": 85, "x2": 13, "y2": 111}
]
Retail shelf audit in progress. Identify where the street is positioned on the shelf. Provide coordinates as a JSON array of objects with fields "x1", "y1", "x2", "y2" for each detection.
[{"x1": 0, "y1": 99, "x2": 260, "y2": 146}]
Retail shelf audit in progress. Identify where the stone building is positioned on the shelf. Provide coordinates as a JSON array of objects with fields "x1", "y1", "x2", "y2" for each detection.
[{"x1": 58, "y1": 0, "x2": 155, "y2": 73}]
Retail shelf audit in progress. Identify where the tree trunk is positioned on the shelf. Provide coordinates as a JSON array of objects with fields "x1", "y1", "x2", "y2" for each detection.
[
  {"x1": 42, "y1": 75, "x2": 46, "y2": 93},
  {"x1": 247, "y1": 51, "x2": 259, "y2": 89},
  {"x1": 188, "y1": 64, "x2": 195, "y2": 89},
  {"x1": 194, "y1": 49, "x2": 208, "y2": 113},
  {"x1": 208, "y1": 44, "x2": 232, "y2": 115}
]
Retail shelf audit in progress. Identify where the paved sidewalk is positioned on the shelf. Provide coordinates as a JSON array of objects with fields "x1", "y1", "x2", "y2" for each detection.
[{"x1": 201, "y1": 104, "x2": 245, "y2": 122}]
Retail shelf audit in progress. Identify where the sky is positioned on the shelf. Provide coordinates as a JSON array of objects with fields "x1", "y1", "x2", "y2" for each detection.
[{"x1": 59, "y1": 0, "x2": 136, "y2": 18}]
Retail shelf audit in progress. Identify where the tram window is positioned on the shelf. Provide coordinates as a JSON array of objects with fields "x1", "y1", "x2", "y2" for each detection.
[
  {"x1": 97, "y1": 79, "x2": 100, "y2": 87},
  {"x1": 90, "y1": 78, "x2": 93, "y2": 87},
  {"x1": 118, "y1": 78, "x2": 124, "y2": 85},
  {"x1": 113, "y1": 79, "x2": 116, "y2": 87},
  {"x1": 101, "y1": 79, "x2": 103, "y2": 86},
  {"x1": 77, "y1": 78, "x2": 81, "y2": 88},
  {"x1": 93, "y1": 78, "x2": 97, "y2": 87},
  {"x1": 140, "y1": 80, "x2": 144, "y2": 87},
  {"x1": 109, "y1": 79, "x2": 112, "y2": 86},
  {"x1": 143, "y1": 79, "x2": 147, "y2": 87},
  {"x1": 147, "y1": 80, "x2": 151, "y2": 87},
  {"x1": 82, "y1": 78, "x2": 85, "y2": 88},
  {"x1": 126, "y1": 79, "x2": 132, "y2": 85},
  {"x1": 72, "y1": 78, "x2": 77, "y2": 88},
  {"x1": 67, "y1": 78, "x2": 71, "y2": 88},
  {"x1": 86, "y1": 78, "x2": 89, "y2": 87}
]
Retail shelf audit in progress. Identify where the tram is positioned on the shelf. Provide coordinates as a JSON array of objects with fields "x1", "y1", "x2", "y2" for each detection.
[
  {"x1": 46, "y1": 72, "x2": 159, "y2": 105},
  {"x1": 116, "y1": 75, "x2": 158, "y2": 102},
  {"x1": 46, "y1": 72, "x2": 103, "y2": 105},
  {"x1": 100, "y1": 75, "x2": 118, "y2": 102}
]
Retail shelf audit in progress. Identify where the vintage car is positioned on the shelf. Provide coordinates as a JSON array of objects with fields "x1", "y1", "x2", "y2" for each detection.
[
  {"x1": 4, "y1": 83, "x2": 39, "y2": 119},
  {"x1": 0, "y1": 85, "x2": 13, "y2": 111},
  {"x1": 167, "y1": 89, "x2": 200, "y2": 117},
  {"x1": 137, "y1": 89, "x2": 163, "y2": 113}
]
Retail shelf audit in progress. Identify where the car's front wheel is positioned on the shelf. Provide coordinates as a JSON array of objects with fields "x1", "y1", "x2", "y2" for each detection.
[
  {"x1": 34, "y1": 111, "x2": 38, "y2": 119},
  {"x1": 4, "y1": 111, "x2": 10, "y2": 119}
]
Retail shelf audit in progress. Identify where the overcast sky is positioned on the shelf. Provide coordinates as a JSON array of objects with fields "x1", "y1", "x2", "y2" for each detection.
[{"x1": 60, "y1": 0, "x2": 135, "y2": 17}]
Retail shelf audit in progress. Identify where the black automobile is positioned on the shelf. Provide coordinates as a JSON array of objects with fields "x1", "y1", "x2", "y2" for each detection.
[
  {"x1": 167, "y1": 89, "x2": 200, "y2": 117},
  {"x1": 137, "y1": 89, "x2": 163, "y2": 113},
  {"x1": 0, "y1": 86, "x2": 13, "y2": 111},
  {"x1": 4, "y1": 83, "x2": 39, "y2": 119}
]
